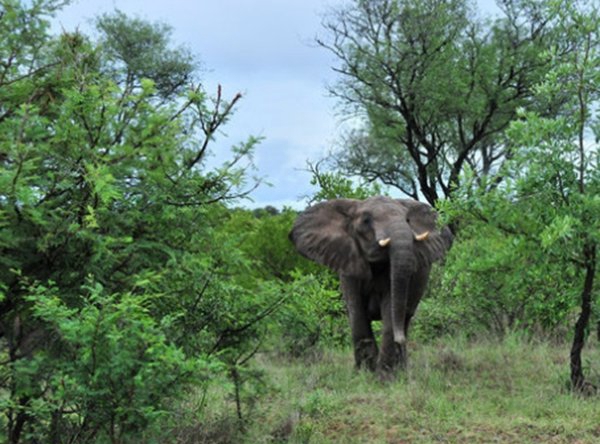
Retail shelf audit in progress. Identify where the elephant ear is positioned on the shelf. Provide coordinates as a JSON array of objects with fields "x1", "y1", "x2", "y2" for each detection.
[
  {"x1": 289, "y1": 199, "x2": 370, "y2": 278},
  {"x1": 399, "y1": 199, "x2": 454, "y2": 266}
]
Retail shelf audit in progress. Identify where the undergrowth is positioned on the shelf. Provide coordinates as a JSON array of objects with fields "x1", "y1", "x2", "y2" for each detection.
[{"x1": 166, "y1": 335, "x2": 600, "y2": 444}]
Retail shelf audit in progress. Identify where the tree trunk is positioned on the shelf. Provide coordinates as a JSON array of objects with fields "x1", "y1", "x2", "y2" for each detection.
[
  {"x1": 8, "y1": 397, "x2": 30, "y2": 444},
  {"x1": 570, "y1": 243, "x2": 596, "y2": 392}
]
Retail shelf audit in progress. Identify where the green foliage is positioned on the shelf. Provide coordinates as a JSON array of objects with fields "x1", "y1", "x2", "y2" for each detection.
[
  {"x1": 0, "y1": 2, "x2": 269, "y2": 442},
  {"x1": 440, "y1": 0, "x2": 599, "y2": 387},
  {"x1": 95, "y1": 10, "x2": 196, "y2": 97},
  {"x1": 307, "y1": 161, "x2": 383, "y2": 203},
  {"x1": 219, "y1": 208, "x2": 305, "y2": 281},
  {"x1": 214, "y1": 206, "x2": 352, "y2": 359},
  {"x1": 268, "y1": 271, "x2": 349, "y2": 356},
  {"x1": 320, "y1": 0, "x2": 566, "y2": 204},
  {"x1": 215, "y1": 207, "x2": 349, "y2": 356},
  {"x1": 417, "y1": 223, "x2": 577, "y2": 339},
  {"x1": 1, "y1": 280, "x2": 208, "y2": 443}
]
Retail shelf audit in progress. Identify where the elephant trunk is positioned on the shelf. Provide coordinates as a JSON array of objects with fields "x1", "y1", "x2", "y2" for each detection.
[
  {"x1": 390, "y1": 243, "x2": 415, "y2": 345},
  {"x1": 390, "y1": 274, "x2": 410, "y2": 345}
]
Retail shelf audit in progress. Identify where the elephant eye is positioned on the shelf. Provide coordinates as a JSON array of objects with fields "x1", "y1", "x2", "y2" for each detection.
[{"x1": 357, "y1": 214, "x2": 373, "y2": 235}]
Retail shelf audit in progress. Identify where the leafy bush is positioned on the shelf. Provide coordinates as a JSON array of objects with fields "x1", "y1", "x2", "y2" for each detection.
[
  {"x1": 1, "y1": 280, "x2": 211, "y2": 443},
  {"x1": 307, "y1": 161, "x2": 383, "y2": 203},
  {"x1": 0, "y1": 3, "x2": 267, "y2": 442},
  {"x1": 415, "y1": 223, "x2": 577, "y2": 340},
  {"x1": 439, "y1": 0, "x2": 600, "y2": 389},
  {"x1": 268, "y1": 272, "x2": 349, "y2": 357},
  {"x1": 209, "y1": 207, "x2": 350, "y2": 359}
]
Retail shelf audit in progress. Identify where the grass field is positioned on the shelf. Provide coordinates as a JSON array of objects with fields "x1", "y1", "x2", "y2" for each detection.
[{"x1": 189, "y1": 335, "x2": 600, "y2": 444}]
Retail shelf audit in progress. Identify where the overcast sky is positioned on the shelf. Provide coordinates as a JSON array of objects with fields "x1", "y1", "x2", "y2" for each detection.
[{"x1": 54, "y1": 0, "x2": 498, "y2": 209}]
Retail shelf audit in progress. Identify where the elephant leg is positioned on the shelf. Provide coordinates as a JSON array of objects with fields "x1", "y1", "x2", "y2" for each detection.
[
  {"x1": 341, "y1": 277, "x2": 378, "y2": 371},
  {"x1": 378, "y1": 293, "x2": 407, "y2": 374},
  {"x1": 354, "y1": 336, "x2": 378, "y2": 371},
  {"x1": 407, "y1": 266, "x2": 430, "y2": 318}
]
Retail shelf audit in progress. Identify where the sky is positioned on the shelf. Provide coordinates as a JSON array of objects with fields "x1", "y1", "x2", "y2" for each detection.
[{"x1": 53, "y1": 0, "x2": 499, "y2": 209}]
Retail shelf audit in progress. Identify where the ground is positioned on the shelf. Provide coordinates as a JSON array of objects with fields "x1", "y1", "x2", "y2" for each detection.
[{"x1": 191, "y1": 335, "x2": 600, "y2": 444}]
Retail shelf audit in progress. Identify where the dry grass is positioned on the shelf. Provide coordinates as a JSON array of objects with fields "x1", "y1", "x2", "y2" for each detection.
[{"x1": 176, "y1": 335, "x2": 600, "y2": 444}]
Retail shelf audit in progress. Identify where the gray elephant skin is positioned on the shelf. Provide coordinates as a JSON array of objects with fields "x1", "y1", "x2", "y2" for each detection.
[{"x1": 289, "y1": 196, "x2": 453, "y2": 374}]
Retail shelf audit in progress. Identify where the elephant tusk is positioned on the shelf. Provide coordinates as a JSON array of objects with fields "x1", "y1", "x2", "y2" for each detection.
[
  {"x1": 378, "y1": 238, "x2": 391, "y2": 247},
  {"x1": 414, "y1": 231, "x2": 430, "y2": 241}
]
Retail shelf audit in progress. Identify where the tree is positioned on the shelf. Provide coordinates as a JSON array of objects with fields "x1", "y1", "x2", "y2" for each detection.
[
  {"x1": 95, "y1": 10, "x2": 197, "y2": 99},
  {"x1": 445, "y1": 0, "x2": 599, "y2": 392},
  {"x1": 305, "y1": 160, "x2": 383, "y2": 204},
  {"x1": 0, "y1": 2, "x2": 265, "y2": 441},
  {"x1": 215, "y1": 207, "x2": 349, "y2": 357},
  {"x1": 319, "y1": 0, "x2": 566, "y2": 205}
]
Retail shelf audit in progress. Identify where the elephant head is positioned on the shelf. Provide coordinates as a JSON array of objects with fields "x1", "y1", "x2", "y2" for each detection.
[{"x1": 289, "y1": 196, "x2": 452, "y2": 369}]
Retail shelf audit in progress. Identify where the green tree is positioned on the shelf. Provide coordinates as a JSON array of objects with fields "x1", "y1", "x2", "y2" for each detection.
[
  {"x1": 214, "y1": 207, "x2": 349, "y2": 356},
  {"x1": 95, "y1": 10, "x2": 197, "y2": 98},
  {"x1": 306, "y1": 160, "x2": 383, "y2": 203},
  {"x1": 0, "y1": 2, "x2": 265, "y2": 441},
  {"x1": 319, "y1": 0, "x2": 567, "y2": 205},
  {"x1": 445, "y1": 0, "x2": 599, "y2": 392}
]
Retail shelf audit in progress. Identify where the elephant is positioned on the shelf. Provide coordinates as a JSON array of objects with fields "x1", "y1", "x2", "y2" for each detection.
[{"x1": 289, "y1": 196, "x2": 453, "y2": 374}]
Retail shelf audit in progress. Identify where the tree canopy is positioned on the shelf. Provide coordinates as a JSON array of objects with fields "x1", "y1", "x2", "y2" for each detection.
[
  {"x1": 0, "y1": 2, "x2": 266, "y2": 441},
  {"x1": 319, "y1": 0, "x2": 572, "y2": 205}
]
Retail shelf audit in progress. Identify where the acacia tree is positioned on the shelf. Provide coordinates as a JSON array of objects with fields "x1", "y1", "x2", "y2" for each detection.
[
  {"x1": 0, "y1": 2, "x2": 265, "y2": 442},
  {"x1": 319, "y1": 0, "x2": 566, "y2": 205},
  {"x1": 446, "y1": 0, "x2": 599, "y2": 392},
  {"x1": 95, "y1": 9, "x2": 197, "y2": 99}
]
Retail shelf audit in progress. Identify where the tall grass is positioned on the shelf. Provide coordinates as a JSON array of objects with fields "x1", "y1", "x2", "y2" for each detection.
[{"x1": 170, "y1": 335, "x2": 600, "y2": 443}]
